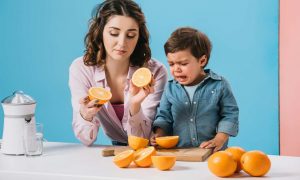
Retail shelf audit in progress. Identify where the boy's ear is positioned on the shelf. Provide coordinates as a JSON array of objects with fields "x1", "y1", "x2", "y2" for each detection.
[{"x1": 199, "y1": 55, "x2": 207, "y2": 67}]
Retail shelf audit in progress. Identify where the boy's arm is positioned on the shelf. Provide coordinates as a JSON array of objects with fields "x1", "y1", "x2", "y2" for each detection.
[
  {"x1": 200, "y1": 79, "x2": 239, "y2": 152},
  {"x1": 217, "y1": 79, "x2": 239, "y2": 137},
  {"x1": 200, "y1": 132, "x2": 229, "y2": 152}
]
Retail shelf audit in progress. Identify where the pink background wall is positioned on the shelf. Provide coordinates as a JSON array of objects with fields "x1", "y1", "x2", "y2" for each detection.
[{"x1": 280, "y1": 0, "x2": 300, "y2": 156}]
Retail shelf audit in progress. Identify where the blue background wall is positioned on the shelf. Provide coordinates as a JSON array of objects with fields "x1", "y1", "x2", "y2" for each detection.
[{"x1": 0, "y1": 0, "x2": 278, "y2": 154}]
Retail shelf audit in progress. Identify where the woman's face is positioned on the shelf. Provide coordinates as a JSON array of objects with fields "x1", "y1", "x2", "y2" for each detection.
[{"x1": 103, "y1": 15, "x2": 139, "y2": 62}]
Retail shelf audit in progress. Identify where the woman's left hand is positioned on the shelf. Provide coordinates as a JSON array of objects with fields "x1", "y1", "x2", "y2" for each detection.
[
  {"x1": 129, "y1": 76, "x2": 155, "y2": 115},
  {"x1": 130, "y1": 76, "x2": 155, "y2": 104}
]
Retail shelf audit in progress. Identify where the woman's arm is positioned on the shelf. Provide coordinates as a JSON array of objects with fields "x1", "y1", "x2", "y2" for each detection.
[
  {"x1": 69, "y1": 58, "x2": 100, "y2": 146},
  {"x1": 125, "y1": 62, "x2": 168, "y2": 139}
]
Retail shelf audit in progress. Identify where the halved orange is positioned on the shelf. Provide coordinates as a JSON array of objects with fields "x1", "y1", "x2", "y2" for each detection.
[
  {"x1": 132, "y1": 67, "x2": 152, "y2": 87},
  {"x1": 133, "y1": 147, "x2": 145, "y2": 159},
  {"x1": 88, "y1": 87, "x2": 112, "y2": 104},
  {"x1": 156, "y1": 136, "x2": 179, "y2": 148},
  {"x1": 134, "y1": 146, "x2": 156, "y2": 167},
  {"x1": 113, "y1": 150, "x2": 134, "y2": 168},
  {"x1": 128, "y1": 135, "x2": 149, "y2": 150},
  {"x1": 151, "y1": 156, "x2": 176, "y2": 170}
]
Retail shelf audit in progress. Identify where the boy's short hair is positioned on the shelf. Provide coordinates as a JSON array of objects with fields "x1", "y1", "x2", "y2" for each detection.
[{"x1": 164, "y1": 27, "x2": 212, "y2": 67}]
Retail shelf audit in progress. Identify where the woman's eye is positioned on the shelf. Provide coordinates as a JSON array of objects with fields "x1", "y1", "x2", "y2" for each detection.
[
  {"x1": 127, "y1": 34, "x2": 136, "y2": 39},
  {"x1": 110, "y1": 33, "x2": 119, "y2": 37}
]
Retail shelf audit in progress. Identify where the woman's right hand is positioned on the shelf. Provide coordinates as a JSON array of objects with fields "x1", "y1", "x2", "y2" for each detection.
[{"x1": 79, "y1": 96, "x2": 102, "y2": 122}]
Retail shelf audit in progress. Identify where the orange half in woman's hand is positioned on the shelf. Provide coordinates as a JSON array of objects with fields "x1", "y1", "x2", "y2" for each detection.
[
  {"x1": 132, "y1": 67, "x2": 152, "y2": 87},
  {"x1": 88, "y1": 87, "x2": 112, "y2": 104}
]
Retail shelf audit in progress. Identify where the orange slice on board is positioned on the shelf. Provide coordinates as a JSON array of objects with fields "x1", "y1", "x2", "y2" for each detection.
[
  {"x1": 151, "y1": 156, "x2": 176, "y2": 170},
  {"x1": 128, "y1": 135, "x2": 149, "y2": 150},
  {"x1": 155, "y1": 136, "x2": 179, "y2": 148},
  {"x1": 132, "y1": 67, "x2": 152, "y2": 87},
  {"x1": 113, "y1": 150, "x2": 134, "y2": 168},
  {"x1": 134, "y1": 146, "x2": 156, "y2": 167},
  {"x1": 88, "y1": 87, "x2": 112, "y2": 104}
]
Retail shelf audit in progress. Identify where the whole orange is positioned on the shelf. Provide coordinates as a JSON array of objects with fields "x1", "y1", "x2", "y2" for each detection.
[
  {"x1": 207, "y1": 151, "x2": 237, "y2": 177},
  {"x1": 225, "y1": 146, "x2": 246, "y2": 172},
  {"x1": 241, "y1": 150, "x2": 271, "y2": 176}
]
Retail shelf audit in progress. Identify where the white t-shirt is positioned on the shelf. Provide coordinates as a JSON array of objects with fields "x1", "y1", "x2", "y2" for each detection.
[{"x1": 184, "y1": 83, "x2": 200, "y2": 102}]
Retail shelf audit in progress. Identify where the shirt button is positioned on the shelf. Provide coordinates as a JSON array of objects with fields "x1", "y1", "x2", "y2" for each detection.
[
  {"x1": 192, "y1": 138, "x2": 196, "y2": 141},
  {"x1": 190, "y1": 118, "x2": 193, "y2": 122},
  {"x1": 185, "y1": 102, "x2": 188, "y2": 105},
  {"x1": 211, "y1": 90, "x2": 215, "y2": 93},
  {"x1": 193, "y1": 101, "x2": 196, "y2": 104}
]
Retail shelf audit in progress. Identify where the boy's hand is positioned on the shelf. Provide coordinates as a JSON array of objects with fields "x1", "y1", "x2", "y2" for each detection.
[
  {"x1": 199, "y1": 132, "x2": 229, "y2": 152},
  {"x1": 150, "y1": 127, "x2": 165, "y2": 146}
]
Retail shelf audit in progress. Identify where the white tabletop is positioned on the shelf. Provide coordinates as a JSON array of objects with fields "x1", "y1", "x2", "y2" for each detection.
[{"x1": 0, "y1": 142, "x2": 300, "y2": 180}]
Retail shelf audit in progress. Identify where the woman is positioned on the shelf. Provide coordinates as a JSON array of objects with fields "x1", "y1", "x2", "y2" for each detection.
[{"x1": 69, "y1": 0, "x2": 167, "y2": 146}]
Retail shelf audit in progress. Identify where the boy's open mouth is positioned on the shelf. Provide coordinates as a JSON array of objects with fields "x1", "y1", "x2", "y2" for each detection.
[{"x1": 175, "y1": 76, "x2": 187, "y2": 82}]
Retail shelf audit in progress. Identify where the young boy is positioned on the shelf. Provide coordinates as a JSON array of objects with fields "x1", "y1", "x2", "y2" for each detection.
[{"x1": 151, "y1": 27, "x2": 239, "y2": 152}]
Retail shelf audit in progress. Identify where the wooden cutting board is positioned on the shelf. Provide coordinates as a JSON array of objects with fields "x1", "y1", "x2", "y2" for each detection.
[{"x1": 102, "y1": 146, "x2": 212, "y2": 162}]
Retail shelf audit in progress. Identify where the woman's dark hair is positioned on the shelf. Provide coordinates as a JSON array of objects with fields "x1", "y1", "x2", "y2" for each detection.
[
  {"x1": 164, "y1": 27, "x2": 212, "y2": 67},
  {"x1": 83, "y1": 0, "x2": 151, "y2": 67}
]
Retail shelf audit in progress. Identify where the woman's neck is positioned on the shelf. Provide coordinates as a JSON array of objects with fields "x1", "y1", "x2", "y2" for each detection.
[{"x1": 105, "y1": 57, "x2": 130, "y2": 77}]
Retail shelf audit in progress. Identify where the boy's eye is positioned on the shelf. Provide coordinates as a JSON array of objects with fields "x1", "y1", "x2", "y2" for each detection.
[
  {"x1": 168, "y1": 63, "x2": 174, "y2": 66},
  {"x1": 181, "y1": 63, "x2": 188, "y2": 66}
]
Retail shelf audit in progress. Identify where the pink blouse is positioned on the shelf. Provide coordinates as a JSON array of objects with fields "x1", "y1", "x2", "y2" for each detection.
[
  {"x1": 112, "y1": 104, "x2": 124, "y2": 122},
  {"x1": 69, "y1": 57, "x2": 168, "y2": 146}
]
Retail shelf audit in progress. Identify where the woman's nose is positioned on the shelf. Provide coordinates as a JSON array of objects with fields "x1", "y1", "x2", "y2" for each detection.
[{"x1": 117, "y1": 34, "x2": 127, "y2": 47}]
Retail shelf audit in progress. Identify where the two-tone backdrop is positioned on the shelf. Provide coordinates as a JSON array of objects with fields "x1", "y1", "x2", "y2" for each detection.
[{"x1": 0, "y1": 0, "x2": 279, "y2": 154}]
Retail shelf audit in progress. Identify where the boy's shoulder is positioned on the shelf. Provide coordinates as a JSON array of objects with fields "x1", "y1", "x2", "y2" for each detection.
[
  {"x1": 205, "y1": 69, "x2": 223, "y2": 81},
  {"x1": 205, "y1": 70, "x2": 234, "y2": 90}
]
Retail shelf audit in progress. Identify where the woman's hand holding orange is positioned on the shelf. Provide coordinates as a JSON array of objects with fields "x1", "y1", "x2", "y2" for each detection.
[
  {"x1": 129, "y1": 77, "x2": 155, "y2": 115},
  {"x1": 79, "y1": 96, "x2": 102, "y2": 122}
]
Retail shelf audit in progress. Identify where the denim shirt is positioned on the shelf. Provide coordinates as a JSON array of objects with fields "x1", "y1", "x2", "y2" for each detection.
[{"x1": 153, "y1": 69, "x2": 239, "y2": 148}]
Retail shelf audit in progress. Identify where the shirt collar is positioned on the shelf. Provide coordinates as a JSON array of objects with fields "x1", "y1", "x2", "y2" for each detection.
[
  {"x1": 205, "y1": 69, "x2": 222, "y2": 80},
  {"x1": 94, "y1": 66, "x2": 106, "y2": 82}
]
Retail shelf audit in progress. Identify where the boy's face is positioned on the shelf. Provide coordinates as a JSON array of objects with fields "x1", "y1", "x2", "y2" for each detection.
[{"x1": 167, "y1": 49, "x2": 207, "y2": 86}]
